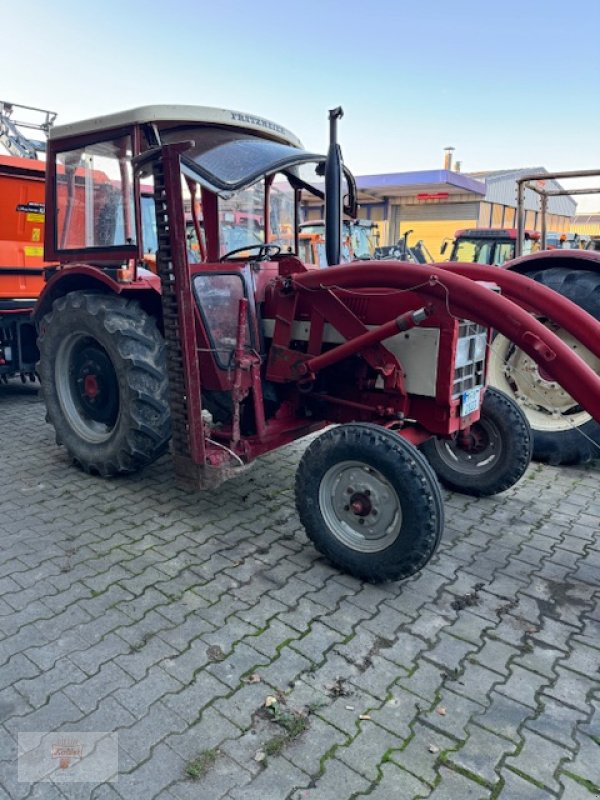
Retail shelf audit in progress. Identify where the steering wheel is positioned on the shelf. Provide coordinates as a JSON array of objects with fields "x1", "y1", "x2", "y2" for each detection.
[{"x1": 219, "y1": 244, "x2": 281, "y2": 262}]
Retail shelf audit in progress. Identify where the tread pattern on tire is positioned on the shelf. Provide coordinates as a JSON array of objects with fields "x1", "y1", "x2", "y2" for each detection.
[
  {"x1": 295, "y1": 423, "x2": 444, "y2": 583},
  {"x1": 38, "y1": 291, "x2": 171, "y2": 476}
]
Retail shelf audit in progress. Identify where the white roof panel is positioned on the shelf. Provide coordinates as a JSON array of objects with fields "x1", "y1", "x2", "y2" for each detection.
[{"x1": 50, "y1": 104, "x2": 303, "y2": 149}]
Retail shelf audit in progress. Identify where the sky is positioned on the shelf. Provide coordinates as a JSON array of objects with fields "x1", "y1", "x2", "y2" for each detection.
[{"x1": 3, "y1": 0, "x2": 600, "y2": 209}]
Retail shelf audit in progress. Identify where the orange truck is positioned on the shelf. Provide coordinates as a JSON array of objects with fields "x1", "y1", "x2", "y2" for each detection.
[{"x1": 0, "y1": 101, "x2": 56, "y2": 381}]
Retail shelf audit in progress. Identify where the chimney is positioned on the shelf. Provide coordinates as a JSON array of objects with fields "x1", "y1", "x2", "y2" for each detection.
[
  {"x1": 444, "y1": 146, "x2": 455, "y2": 171},
  {"x1": 455, "y1": 161, "x2": 461, "y2": 173}
]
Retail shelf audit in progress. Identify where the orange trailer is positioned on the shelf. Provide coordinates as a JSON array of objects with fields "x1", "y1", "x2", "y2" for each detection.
[{"x1": 0, "y1": 101, "x2": 56, "y2": 380}]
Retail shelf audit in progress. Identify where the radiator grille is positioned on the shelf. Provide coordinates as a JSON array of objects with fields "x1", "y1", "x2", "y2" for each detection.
[{"x1": 453, "y1": 321, "x2": 487, "y2": 398}]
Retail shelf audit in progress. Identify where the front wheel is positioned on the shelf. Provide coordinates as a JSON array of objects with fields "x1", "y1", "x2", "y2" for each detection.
[
  {"x1": 420, "y1": 388, "x2": 532, "y2": 497},
  {"x1": 295, "y1": 423, "x2": 444, "y2": 583}
]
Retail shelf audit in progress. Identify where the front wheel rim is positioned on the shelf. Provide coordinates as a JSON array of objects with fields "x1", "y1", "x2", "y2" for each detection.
[
  {"x1": 55, "y1": 332, "x2": 120, "y2": 444},
  {"x1": 318, "y1": 460, "x2": 402, "y2": 553},
  {"x1": 432, "y1": 418, "x2": 503, "y2": 475}
]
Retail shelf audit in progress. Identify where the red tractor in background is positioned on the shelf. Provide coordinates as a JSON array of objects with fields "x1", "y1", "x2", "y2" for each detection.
[
  {"x1": 0, "y1": 101, "x2": 57, "y2": 381},
  {"x1": 443, "y1": 185, "x2": 600, "y2": 467},
  {"x1": 441, "y1": 228, "x2": 541, "y2": 266},
  {"x1": 33, "y1": 104, "x2": 600, "y2": 582}
]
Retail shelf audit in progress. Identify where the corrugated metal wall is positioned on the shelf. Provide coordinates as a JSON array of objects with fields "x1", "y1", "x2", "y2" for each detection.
[{"x1": 484, "y1": 170, "x2": 577, "y2": 216}]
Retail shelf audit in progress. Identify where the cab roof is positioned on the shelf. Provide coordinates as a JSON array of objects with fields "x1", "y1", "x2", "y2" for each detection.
[{"x1": 49, "y1": 104, "x2": 303, "y2": 149}]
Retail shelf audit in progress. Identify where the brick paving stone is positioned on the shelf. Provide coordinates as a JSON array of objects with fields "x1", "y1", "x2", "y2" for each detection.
[
  {"x1": 525, "y1": 698, "x2": 587, "y2": 748},
  {"x1": 355, "y1": 762, "x2": 429, "y2": 799},
  {"x1": 161, "y1": 671, "x2": 229, "y2": 724},
  {"x1": 318, "y1": 689, "x2": 383, "y2": 737},
  {"x1": 500, "y1": 768, "x2": 557, "y2": 799},
  {"x1": 474, "y1": 691, "x2": 532, "y2": 743},
  {"x1": 505, "y1": 728, "x2": 575, "y2": 793},
  {"x1": 284, "y1": 715, "x2": 348, "y2": 775},
  {"x1": 228, "y1": 755, "x2": 308, "y2": 800},
  {"x1": 165, "y1": 706, "x2": 240, "y2": 762},
  {"x1": 288, "y1": 757, "x2": 369, "y2": 800},
  {"x1": 422, "y1": 688, "x2": 482, "y2": 741},
  {"x1": 168, "y1": 753, "x2": 252, "y2": 800},
  {"x1": 544, "y1": 667, "x2": 598, "y2": 713},
  {"x1": 390, "y1": 722, "x2": 456, "y2": 788},
  {"x1": 562, "y1": 733, "x2": 600, "y2": 792},
  {"x1": 349, "y1": 653, "x2": 407, "y2": 698},
  {"x1": 117, "y1": 702, "x2": 185, "y2": 765},
  {"x1": 396, "y1": 660, "x2": 447, "y2": 702},
  {"x1": 336, "y1": 721, "x2": 405, "y2": 781},
  {"x1": 495, "y1": 664, "x2": 549, "y2": 709},
  {"x1": 448, "y1": 724, "x2": 516, "y2": 787},
  {"x1": 255, "y1": 646, "x2": 313, "y2": 691},
  {"x1": 368, "y1": 687, "x2": 421, "y2": 739},
  {"x1": 427, "y1": 765, "x2": 491, "y2": 799}
]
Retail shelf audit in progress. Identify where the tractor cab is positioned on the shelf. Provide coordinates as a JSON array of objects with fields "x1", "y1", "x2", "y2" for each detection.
[
  {"x1": 43, "y1": 106, "x2": 356, "y2": 275},
  {"x1": 442, "y1": 228, "x2": 540, "y2": 266}
]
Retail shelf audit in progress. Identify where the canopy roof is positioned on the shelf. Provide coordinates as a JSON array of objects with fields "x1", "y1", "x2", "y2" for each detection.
[{"x1": 50, "y1": 105, "x2": 302, "y2": 149}]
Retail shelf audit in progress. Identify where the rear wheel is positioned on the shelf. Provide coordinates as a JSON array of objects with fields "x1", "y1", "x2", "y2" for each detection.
[
  {"x1": 420, "y1": 388, "x2": 532, "y2": 496},
  {"x1": 38, "y1": 291, "x2": 171, "y2": 476},
  {"x1": 295, "y1": 423, "x2": 444, "y2": 583},
  {"x1": 488, "y1": 268, "x2": 600, "y2": 465}
]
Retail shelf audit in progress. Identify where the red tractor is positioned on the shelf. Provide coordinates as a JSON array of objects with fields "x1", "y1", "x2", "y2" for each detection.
[{"x1": 34, "y1": 105, "x2": 600, "y2": 582}]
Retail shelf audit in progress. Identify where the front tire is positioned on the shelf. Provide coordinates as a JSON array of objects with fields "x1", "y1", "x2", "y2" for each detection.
[
  {"x1": 488, "y1": 268, "x2": 600, "y2": 465},
  {"x1": 420, "y1": 388, "x2": 532, "y2": 497},
  {"x1": 295, "y1": 423, "x2": 444, "y2": 583},
  {"x1": 38, "y1": 291, "x2": 171, "y2": 476}
]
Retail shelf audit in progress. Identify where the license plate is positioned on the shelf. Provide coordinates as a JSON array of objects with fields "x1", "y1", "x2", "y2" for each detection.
[{"x1": 461, "y1": 387, "x2": 481, "y2": 417}]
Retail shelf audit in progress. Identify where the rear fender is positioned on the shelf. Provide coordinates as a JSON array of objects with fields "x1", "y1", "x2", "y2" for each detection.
[
  {"x1": 33, "y1": 265, "x2": 162, "y2": 326},
  {"x1": 504, "y1": 249, "x2": 600, "y2": 276}
]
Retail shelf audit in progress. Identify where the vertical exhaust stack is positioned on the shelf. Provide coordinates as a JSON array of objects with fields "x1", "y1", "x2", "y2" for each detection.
[
  {"x1": 444, "y1": 146, "x2": 455, "y2": 171},
  {"x1": 325, "y1": 107, "x2": 344, "y2": 267}
]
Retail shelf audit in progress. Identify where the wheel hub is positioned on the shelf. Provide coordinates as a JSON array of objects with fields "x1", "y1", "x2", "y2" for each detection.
[
  {"x1": 55, "y1": 333, "x2": 120, "y2": 443},
  {"x1": 82, "y1": 373, "x2": 100, "y2": 400},
  {"x1": 349, "y1": 492, "x2": 372, "y2": 517},
  {"x1": 434, "y1": 417, "x2": 501, "y2": 474}
]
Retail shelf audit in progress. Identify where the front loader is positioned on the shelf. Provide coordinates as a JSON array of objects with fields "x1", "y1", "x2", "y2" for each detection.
[{"x1": 34, "y1": 105, "x2": 600, "y2": 582}]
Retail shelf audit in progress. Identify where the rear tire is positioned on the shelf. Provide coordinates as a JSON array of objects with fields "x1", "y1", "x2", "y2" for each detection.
[
  {"x1": 295, "y1": 423, "x2": 444, "y2": 583},
  {"x1": 38, "y1": 291, "x2": 171, "y2": 476},
  {"x1": 488, "y1": 268, "x2": 600, "y2": 465},
  {"x1": 420, "y1": 388, "x2": 532, "y2": 497}
]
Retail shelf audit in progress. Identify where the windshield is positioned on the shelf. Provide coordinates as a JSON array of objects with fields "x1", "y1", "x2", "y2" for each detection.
[
  {"x1": 451, "y1": 238, "x2": 496, "y2": 264},
  {"x1": 219, "y1": 180, "x2": 265, "y2": 256},
  {"x1": 218, "y1": 161, "x2": 345, "y2": 258}
]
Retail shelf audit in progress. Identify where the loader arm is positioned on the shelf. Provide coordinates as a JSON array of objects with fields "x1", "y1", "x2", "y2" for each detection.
[{"x1": 291, "y1": 262, "x2": 600, "y2": 425}]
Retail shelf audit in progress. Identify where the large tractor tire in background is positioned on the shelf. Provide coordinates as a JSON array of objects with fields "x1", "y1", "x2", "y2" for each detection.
[
  {"x1": 296, "y1": 423, "x2": 444, "y2": 583},
  {"x1": 38, "y1": 291, "x2": 171, "y2": 476},
  {"x1": 488, "y1": 268, "x2": 600, "y2": 466},
  {"x1": 420, "y1": 388, "x2": 533, "y2": 496}
]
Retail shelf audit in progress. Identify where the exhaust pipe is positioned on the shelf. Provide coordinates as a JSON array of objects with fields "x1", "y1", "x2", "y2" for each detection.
[{"x1": 325, "y1": 106, "x2": 344, "y2": 267}]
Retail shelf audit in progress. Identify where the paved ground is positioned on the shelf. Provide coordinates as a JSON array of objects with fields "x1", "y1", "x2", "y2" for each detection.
[{"x1": 0, "y1": 382, "x2": 599, "y2": 800}]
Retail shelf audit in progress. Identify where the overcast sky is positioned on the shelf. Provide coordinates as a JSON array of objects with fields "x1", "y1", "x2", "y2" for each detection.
[{"x1": 3, "y1": 0, "x2": 599, "y2": 209}]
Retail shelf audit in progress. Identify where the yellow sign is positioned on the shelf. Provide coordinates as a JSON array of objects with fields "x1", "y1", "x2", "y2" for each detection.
[
  {"x1": 24, "y1": 246, "x2": 44, "y2": 257},
  {"x1": 26, "y1": 212, "x2": 45, "y2": 223},
  {"x1": 31, "y1": 228, "x2": 41, "y2": 242}
]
